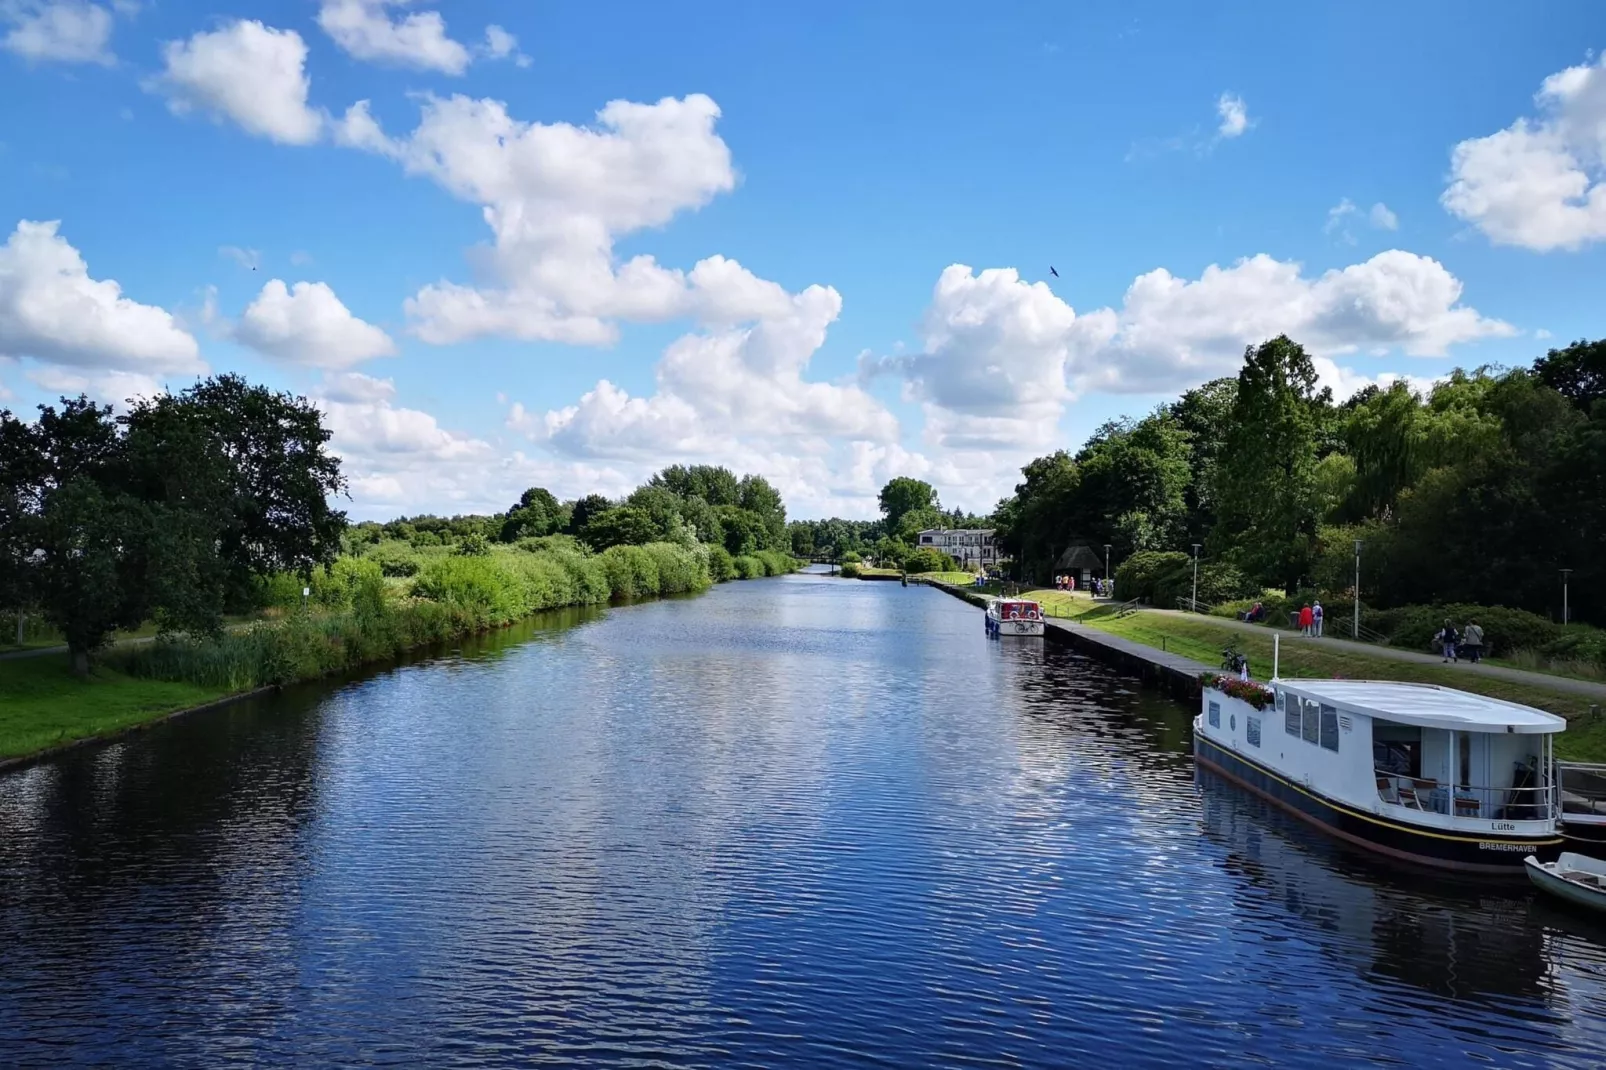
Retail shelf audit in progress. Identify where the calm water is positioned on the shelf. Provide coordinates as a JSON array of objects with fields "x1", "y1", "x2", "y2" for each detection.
[{"x1": 3, "y1": 571, "x2": 1606, "y2": 1068}]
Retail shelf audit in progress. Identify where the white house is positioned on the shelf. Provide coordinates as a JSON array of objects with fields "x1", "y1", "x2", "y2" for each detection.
[{"x1": 917, "y1": 528, "x2": 998, "y2": 569}]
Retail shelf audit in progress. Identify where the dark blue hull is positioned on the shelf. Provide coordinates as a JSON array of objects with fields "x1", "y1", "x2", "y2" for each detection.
[{"x1": 1194, "y1": 733, "x2": 1561, "y2": 875}]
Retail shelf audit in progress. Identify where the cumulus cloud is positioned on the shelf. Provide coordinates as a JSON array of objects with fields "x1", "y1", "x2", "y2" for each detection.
[
  {"x1": 317, "y1": 0, "x2": 468, "y2": 74},
  {"x1": 233, "y1": 279, "x2": 396, "y2": 368},
  {"x1": 2, "y1": 0, "x2": 113, "y2": 64},
  {"x1": 337, "y1": 92, "x2": 748, "y2": 344},
  {"x1": 1443, "y1": 54, "x2": 1606, "y2": 250},
  {"x1": 151, "y1": 20, "x2": 323, "y2": 145},
  {"x1": 1216, "y1": 92, "x2": 1250, "y2": 138},
  {"x1": 27, "y1": 365, "x2": 163, "y2": 404},
  {"x1": 1310, "y1": 356, "x2": 1443, "y2": 404},
  {"x1": 0, "y1": 219, "x2": 202, "y2": 374}
]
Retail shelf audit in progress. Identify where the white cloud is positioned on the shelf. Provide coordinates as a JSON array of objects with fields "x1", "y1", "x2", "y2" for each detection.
[
  {"x1": 1326, "y1": 199, "x2": 1399, "y2": 242},
  {"x1": 1064, "y1": 251, "x2": 1513, "y2": 395},
  {"x1": 1442, "y1": 54, "x2": 1606, "y2": 250},
  {"x1": 2, "y1": 0, "x2": 113, "y2": 64},
  {"x1": 317, "y1": 0, "x2": 467, "y2": 74},
  {"x1": 151, "y1": 20, "x2": 323, "y2": 145},
  {"x1": 0, "y1": 220, "x2": 201, "y2": 374},
  {"x1": 1310, "y1": 356, "x2": 1443, "y2": 403},
  {"x1": 1536, "y1": 328, "x2": 1554, "y2": 340},
  {"x1": 27, "y1": 364, "x2": 164, "y2": 404},
  {"x1": 337, "y1": 92, "x2": 745, "y2": 344},
  {"x1": 480, "y1": 24, "x2": 529, "y2": 67},
  {"x1": 1217, "y1": 92, "x2": 1250, "y2": 138},
  {"x1": 234, "y1": 279, "x2": 395, "y2": 368},
  {"x1": 218, "y1": 244, "x2": 260, "y2": 270},
  {"x1": 874, "y1": 265, "x2": 1077, "y2": 451}
]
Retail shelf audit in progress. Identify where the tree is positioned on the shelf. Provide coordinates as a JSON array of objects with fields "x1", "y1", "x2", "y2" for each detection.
[
  {"x1": 1534, "y1": 338, "x2": 1606, "y2": 412},
  {"x1": 1212, "y1": 336, "x2": 1329, "y2": 590},
  {"x1": 713, "y1": 505, "x2": 764, "y2": 556},
  {"x1": 0, "y1": 411, "x2": 42, "y2": 633},
  {"x1": 580, "y1": 506, "x2": 658, "y2": 550},
  {"x1": 651, "y1": 464, "x2": 741, "y2": 506},
  {"x1": 568, "y1": 494, "x2": 613, "y2": 534},
  {"x1": 878, "y1": 477, "x2": 938, "y2": 534},
  {"x1": 501, "y1": 487, "x2": 563, "y2": 541},
  {"x1": 737, "y1": 474, "x2": 786, "y2": 548}
]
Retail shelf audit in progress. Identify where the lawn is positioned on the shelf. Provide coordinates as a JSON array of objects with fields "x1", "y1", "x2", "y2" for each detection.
[
  {"x1": 0, "y1": 655, "x2": 230, "y2": 761},
  {"x1": 913, "y1": 571, "x2": 981, "y2": 586}
]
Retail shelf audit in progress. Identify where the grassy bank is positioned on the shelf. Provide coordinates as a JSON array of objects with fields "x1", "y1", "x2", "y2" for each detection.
[
  {"x1": 0, "y1": 540, "x2": 800, "y2": 763},
  {"x1": 982, "y1": 588, "x2": 1606, "y2": 762}
]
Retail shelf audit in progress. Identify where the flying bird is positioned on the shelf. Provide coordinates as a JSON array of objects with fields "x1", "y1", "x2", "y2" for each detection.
[{"x1": 1049, "y1": 266, "x2": 1059, "y2": 277}]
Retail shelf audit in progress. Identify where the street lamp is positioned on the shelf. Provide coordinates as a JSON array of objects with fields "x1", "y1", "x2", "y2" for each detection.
[
  {"x1": 1191, "y1": 543, "x2": 1201, "y2": 612},
  {"x1": 1353, "y1": 540, "x2": 1363, "y2": 640},
  {"x1": 1104, "y1": 544, "x2": 1112, "y2": 596},
  {"x1": 1562, "y1": 568, "x2": 1574, "y2": 626}
]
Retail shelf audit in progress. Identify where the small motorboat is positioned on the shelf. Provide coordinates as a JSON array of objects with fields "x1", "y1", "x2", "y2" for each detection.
[
  {"x1": 1525, "y1": 852, "x2": 1606, "y2": 912},
  {"x1": 985, "y1": 598, "x2": 1044, "y2": 637}
]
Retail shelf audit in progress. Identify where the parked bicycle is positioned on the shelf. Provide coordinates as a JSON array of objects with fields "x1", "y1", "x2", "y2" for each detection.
[{"x1": 1221, "y1": 646, "x2": 1248, "y2": 675}]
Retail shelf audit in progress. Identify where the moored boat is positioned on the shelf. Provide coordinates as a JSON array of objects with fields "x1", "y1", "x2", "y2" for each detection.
[
  {"x1": 1193, "y1": 666, "x2": 1565, "y2": 876},
  {"x1": 985, "y1": 598, "x2": 1044, "y2": 637},
  {"x1": 1557, "y1": 762, "x2": 1606, "y2": 857},
  {"x1": 1525, "y1": 852, "x2": 1606, "y2": 913}
]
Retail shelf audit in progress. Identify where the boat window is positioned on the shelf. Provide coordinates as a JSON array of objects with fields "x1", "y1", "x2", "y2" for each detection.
[
  {"x1": 1319, "y1": 705, "x2": 1339, "y2": 752},
  {"x1": 1208, "y1": 701, "x2": 1221, "y2": 729},
  {"x1": 1373, "y1": 721, "x2": 1422, "y2": 778},
  {"x1": 1275, "y1": 690, "x2": 1285, "y2": 713},
  {"x1": 1301, "y1": 699, "x2": 1320, "y2": 744},
  {"x1": 1247, "y1": 716, "x2": 1261, "y2": 747},
  {"x1": 1284, "y1": 698, "x2": 1301, "y2": 737}
]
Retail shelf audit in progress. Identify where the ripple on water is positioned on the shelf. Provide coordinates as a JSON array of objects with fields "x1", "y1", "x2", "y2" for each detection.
[{"x1": 1, "y1": 573, "x2": 1605, "y2": 1067}]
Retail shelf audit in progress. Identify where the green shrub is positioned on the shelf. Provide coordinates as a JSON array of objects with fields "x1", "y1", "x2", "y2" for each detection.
[
  {"x1": 707, "y1": 545, "x2": 735, "y2": 582},
  {"x1": 1387, "y1": 604, "x2": 1561, "y2": 654},
  {"x1": 1114, "y1": 550, "x2": 1191, "y2": 604},
  {"x1": 455, "y1": 532, "x2": 491, "y2": 556},
  {"x1": 841, "y1": 551, "x2": 862, "y2": 565},
  {"x1": 839, "y1": 561, "x2": 862, "y2": 578},
  {"x1": 752, "y1": 549, "x2": 797, "y2": 577},
  {"x1": 733, "y1": 555, "x2": 764, "y2": 579}
]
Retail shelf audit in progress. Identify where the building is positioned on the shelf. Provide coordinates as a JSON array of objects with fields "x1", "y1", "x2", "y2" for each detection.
[
  {"x1": 1054, "y1": 544, "x2": 1107, "y2": 589},
  {"x1": 917, "y1": 528, "x2": 998, "y2": 570}
]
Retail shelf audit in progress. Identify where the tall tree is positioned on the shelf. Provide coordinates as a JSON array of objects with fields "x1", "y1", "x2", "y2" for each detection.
[
  {"x1": 1534, "y1": 338, "x2": 1606, "y2": 412},
  {"x1": 878, "y1": 477, "x2": 939, "y2": 534},
  {"x1": 1212, "y1": 336, "x2": 1329, "y2": 590}
]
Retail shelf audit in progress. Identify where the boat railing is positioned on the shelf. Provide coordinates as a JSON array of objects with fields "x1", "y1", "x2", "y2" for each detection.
[
  {"x1": 1374, "y1": 768, "x2": 1558, "y2": 821},
  {"x1": 1559, "y1": 762, "x2": 1606, "y2": 817}
]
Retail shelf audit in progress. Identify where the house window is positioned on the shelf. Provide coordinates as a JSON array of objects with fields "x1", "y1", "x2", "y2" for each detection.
[
  {"x1": 1301, "y1": 699, "x2": 1320, "y2": 744},
  {"x1": 1319, "y1": 705, "x2": 1340, "y2": 752},
  {"x1": 1247, "y1": 717, "x2": 1261, "y2": 747},
  {"x1": 1208, "y1": 701, "x2": 1220, "y2": 728},
  {"x1": 1284, "y1": 697, "x2": 1301, "y2": 737}
]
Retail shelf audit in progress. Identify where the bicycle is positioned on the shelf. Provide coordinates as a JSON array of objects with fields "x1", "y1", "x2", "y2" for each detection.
[{"x1": 1220, "y1": 646, "x2": 1248, "y2": 675}]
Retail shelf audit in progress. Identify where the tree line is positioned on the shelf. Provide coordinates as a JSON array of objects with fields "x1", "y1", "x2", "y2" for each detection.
[
  {"x1": 991, "y1": 335, "x2": 1606, "y2": 625},
  {"x1": 787, "y1": 476, "x2": 987, "y2": 569}
]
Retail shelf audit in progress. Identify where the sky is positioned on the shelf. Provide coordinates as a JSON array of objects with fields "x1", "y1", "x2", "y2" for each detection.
[{"x1": 1, "y1": 1, "x2": 1604, "y2": 522}]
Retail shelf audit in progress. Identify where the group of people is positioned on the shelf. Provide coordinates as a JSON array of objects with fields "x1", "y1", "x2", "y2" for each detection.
[
  {"x1": 1053, "y1": 575, "x2": 1114, "y2": 598},
  {"x1": 1298, "y1": 601, "x2": 1325, "y2": 637},
  {"x1": 1052, "y1": 575, "x2": 1077, "y2": 592},
  {"x1": 1434, "y1": 620, "x2": 1486, "y2": 663}
]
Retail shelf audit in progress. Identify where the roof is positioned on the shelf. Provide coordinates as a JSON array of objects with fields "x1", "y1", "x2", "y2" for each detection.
[
  {"x1": 1274, "y1": 679, "x2": 1565, "y2": 735},
  {"x1": 917, "y1": 528, "x2": 994, "y2": 536},
  {"x1": 1054, "y1": 544, "x2": 1104, "y2": 570}
]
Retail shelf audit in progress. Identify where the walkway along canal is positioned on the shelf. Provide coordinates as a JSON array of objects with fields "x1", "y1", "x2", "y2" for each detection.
[{"x1": 1, "y1": 570, "x2": 1605, "y2": 1067}]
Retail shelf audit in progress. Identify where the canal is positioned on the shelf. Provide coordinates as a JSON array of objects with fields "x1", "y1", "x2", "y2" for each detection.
[{"x1": 2, "y1": 569, "x2": 1605, "y2": 1067}]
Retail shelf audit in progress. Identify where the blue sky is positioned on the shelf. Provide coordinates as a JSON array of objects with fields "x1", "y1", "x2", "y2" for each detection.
[{"x1": 1, "y1": 1, "x2": 1603, "y2": 520}]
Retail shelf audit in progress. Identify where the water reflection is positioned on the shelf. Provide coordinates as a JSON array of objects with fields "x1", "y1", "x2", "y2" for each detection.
[{"x1": 1, "y1": 577, "x2": 1606, "y2": 1067}]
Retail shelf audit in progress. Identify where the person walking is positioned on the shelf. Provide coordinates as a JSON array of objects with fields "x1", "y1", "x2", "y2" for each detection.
[
  {"x1": 1435, "y1": 620, "x2": 1459, "y2": 663},
  {"x1": 1299, "y1": 603, "x2": 1313, "y2": 637},
  {"x1": 1312, "y1": 600, "x2": 1324, "y2": 638},
  {"x1": 1462, "y1": 620, "x2": 1485, "y2": 664}
]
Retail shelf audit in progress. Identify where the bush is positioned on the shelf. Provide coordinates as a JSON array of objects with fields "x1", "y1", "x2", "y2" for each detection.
[
  {"x1": 733, "y1": 555, "x2": 764, "y2": 579},
  {"x1": 706, "y1": 545, "x2": 735, "y2": 582},
  {"x1": 1387, "y1": 603, "x2": 1561, "y2": 654},
  {"x1": 753, "y1": 549, "x2": 797, "y2": 577},
  {"x1": 841, "y1": 551, "x2": 863, "y2": 565},
  {"x1": 1115, "y1": 551, "x2": 1191, "y2": 604},
  {"x1": 901, "y1": 547, "x2": 956, "y2": 574},
  {"x1": 455, "y1": 532, "x2": 491, "y2": 556},
  {"x1": 839, "y1": 561, "x2": 862, "y2": 578}
]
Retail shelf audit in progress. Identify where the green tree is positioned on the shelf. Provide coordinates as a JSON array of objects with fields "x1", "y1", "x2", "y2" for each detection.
[
  {"x1": 713, "y1": 505, "x2": 764, "y2": 556},
  {"x1": 1534, "y1": 338, "x2": 1606, "y2": 412},
  {"x1": 500, "y1": 487, "x2": 563, "y2": 541},
  {"x1": 651, "y1": 464, "x2": 741, "y2": 506},
  {"x1": 878, "y1": 477, "x2": 938, "y2": 533},
  {"x1": 1212, "y1": 336, "x2": 1330, "y2": 590},
  {"x1": 567, "y1": 494, "x2": 613, "y2": 534},
  {"x1": 580, "y1": 507, "x2": 659, "y2": 550}
]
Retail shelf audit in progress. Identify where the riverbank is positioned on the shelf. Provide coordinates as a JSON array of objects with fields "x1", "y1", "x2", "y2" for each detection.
[
  {"x1": 918, "y1": 579, "x2": 1606, "y2": 762},
  {"x1": 0, "y1": 545, "x2": 801, "y2": 767}
]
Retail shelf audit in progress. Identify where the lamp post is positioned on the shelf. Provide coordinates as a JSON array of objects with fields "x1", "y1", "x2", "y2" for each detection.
[
  {"x1": 1562, "y1": 568, "x2": 1573, "y2": 626},
  {"x1": 1191, "y1": 543, "x2": 1201, "y2": 612},
  {"x1": 1104, "y1": 544, "x2": 1112, "y2": 597},
  {"x1": 1353, "y1": 540, "x2": 1363, "y2": 640}
]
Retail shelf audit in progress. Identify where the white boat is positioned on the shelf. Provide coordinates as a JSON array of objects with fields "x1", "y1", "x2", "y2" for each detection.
[
  {"x1": 985, "y1": 598, "x2": 1044, "y2": 637},
  {"x1": 1525, "y1": 851, "x2": 1606, "y2": 912},
  {"x1": 1193, "y1": 662, "x2": 1566, "y2": 875}
]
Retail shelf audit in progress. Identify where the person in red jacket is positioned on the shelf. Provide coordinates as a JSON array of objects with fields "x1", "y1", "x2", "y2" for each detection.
[{"x1": 1299, "y1": 603, "x2": 1314, "y2": 636}]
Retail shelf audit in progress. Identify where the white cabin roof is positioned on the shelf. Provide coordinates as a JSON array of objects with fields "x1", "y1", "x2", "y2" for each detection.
[{"x1": 1275, "y1": 679, "x2": 1565, "y2": 735}]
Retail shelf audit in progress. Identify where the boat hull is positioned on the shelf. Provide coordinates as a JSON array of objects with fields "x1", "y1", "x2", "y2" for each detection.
[
  {"x1": 1194, "y1": 734, "x2": 1561, "y2": 875},
  {"x1": 985, "y1": 615, "x2": 1044, "y2": 637},
  {"x1": 1526, "y1": 856, "x2": 1606, "y2": 913},
  {"x1": 1561, "y1": 819, "x2": 1606, "y2": 858}
]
